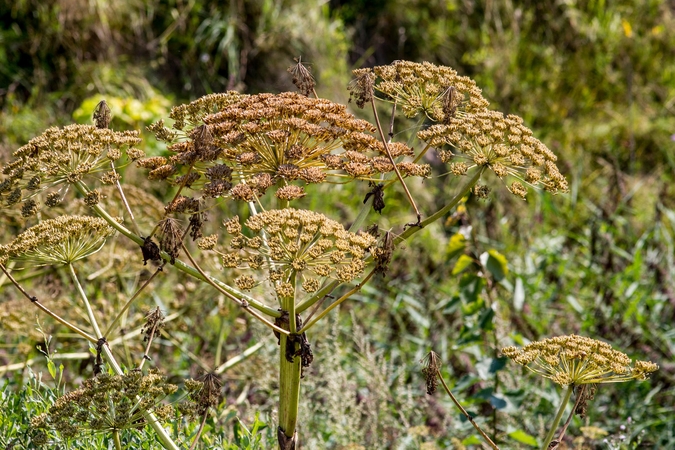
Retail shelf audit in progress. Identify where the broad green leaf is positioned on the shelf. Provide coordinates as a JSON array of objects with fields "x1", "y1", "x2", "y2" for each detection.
[
  {"x1": 446, "y1": 233, "x2": 466, "y2": 260},
  {"x1": 478, "y1": 307, "x2": 495, "y2": 330},
  {"x1": 482, "y1": 249, "x2": 508, "y2": 281},
  {"x1": 508, "y1": 429, "x2": 538, "y2": 446},
  {"x1": 47, "y1": 360, "x2": 56, "y2": 380},
  {"x1": 452, "y1": 254, "x2": 476, "y2": 275}
]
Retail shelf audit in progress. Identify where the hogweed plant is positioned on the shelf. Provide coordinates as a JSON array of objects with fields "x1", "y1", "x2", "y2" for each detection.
[
  {"x1": 502, "y1": 335, "x2": 658, "y2": 450},
  {"x1": 0, "y1": 59, "x2": 651, "y2": 449}
]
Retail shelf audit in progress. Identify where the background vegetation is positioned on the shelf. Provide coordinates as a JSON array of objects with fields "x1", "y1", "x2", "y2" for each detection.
[{"x1": 1, "y1": 0, "x2": 674, "y2": 448}]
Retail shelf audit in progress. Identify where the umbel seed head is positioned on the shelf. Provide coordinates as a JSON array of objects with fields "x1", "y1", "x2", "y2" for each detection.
[
  {"x1": 212, "y1": 209, "x2": 376, "y2": 296},
  {"x1": 418, "y1": 110, "x2": 568, "y2": 198},
  {"x1": 502, "y1": 335, "x2": 658, "y2": 386},
  {"x1": 0, "y1": 215, "x2": 115, "y2": 266},
  {"x1": 1, "y1": 125, "x2": 140, "y2": 214},
  {"x1": 143, "y1": 92, "x2": 430, "y2": 203},
  {"x1": 351, "y1": 60, "x2": 489, "y2": 121}
]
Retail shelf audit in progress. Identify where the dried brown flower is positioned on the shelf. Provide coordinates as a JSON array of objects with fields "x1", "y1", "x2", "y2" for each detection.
[
  {"x1": 366, "y1": 61, "x2": 489, "y2": 121},
  {"x1": 0, "y1": 125, "x2": 140, "y2": 214},
  {"x1": 143, "y1": 92, "x2": 428, "y2": 203},
  {"x1": 288, "y1": 57, "x2": 316, "y2": 97}
]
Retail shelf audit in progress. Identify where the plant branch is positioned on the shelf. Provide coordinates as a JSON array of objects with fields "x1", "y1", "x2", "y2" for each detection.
[
  {"x1": 110, "y1": 160, "x2": 142, "y2": 237},
  {"x1": 188, "y1": 410, "x2": 209, "y2": 450},
  {"x1": 75, "y1": 181, "x2": 279, "y2": 317},
  {"x1": 68, "y1": 263, "x2": 104, "y2": 339},
  {"x1": 104, "y1": 264, "x2": 165, "y2": 338},
  {"x1": 72, "y1": 271, "x2": 179, "y2": 450},
  {"x1": 394, "y1": 167, "x2": 484, "y2": 245},
  {"x1": 555, "y1": 385, "x2": 587, "y2": 445},
  {"x1": 436, "y1": 368, "x2": 500, "y2": 450},
  {"x1": 0, "y1": 264, "x2": 97, "y2": 344},
  {"x1": 297, "y1": 268, "x2": 375, "y2": 334},
  {"x1": 180, "y1": 243, "x2": 289, "y2": 336},
  {"x1": 370, "y1": 97, "x2": 421, "y2": 226}
]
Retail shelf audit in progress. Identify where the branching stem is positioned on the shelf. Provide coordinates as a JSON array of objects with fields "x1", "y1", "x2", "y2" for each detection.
[
  {"x1": 541, "y1": 385, "x2": 574, "y2": 450},
  {"x1": 436, "y1": 368, "x2": 500, "y2": 450},
  {"x1": 370, "y1": 97, "x2": 421, "y2": 226}
]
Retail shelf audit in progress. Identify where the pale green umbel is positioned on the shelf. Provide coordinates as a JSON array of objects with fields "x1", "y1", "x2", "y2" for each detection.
[{"x1": 0, "y1": 215, "x2": 115, "y2": 266}]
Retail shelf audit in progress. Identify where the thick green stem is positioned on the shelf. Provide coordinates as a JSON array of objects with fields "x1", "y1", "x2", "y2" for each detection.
[
  {"x1": 113, "y1": 429, "x2": 122, "y2": 450},
  {"x1": 541, "y1": 385, "x2": 574, "y2": 450},
  {"x1": 278, "y1": 277, "x2": 301, "y2": 449},
  {"x1": 278, "y1": 332, "x2": 302, "y2": 448}
]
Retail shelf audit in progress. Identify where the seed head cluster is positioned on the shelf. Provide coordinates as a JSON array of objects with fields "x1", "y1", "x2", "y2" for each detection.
[
  {"x1": 32, "y1": 370, "x2": 176, "y2": 438},
  {"x1": 177, "y1": 373, "x2": 222, "y2": 418},
  {"x1": 502, "y1": 335, "x2": 659, "y2": 386},
  {"x1": 0, "y1": 215, "x2": 115, "y2": 266},
  {"x1": 418, "y1": 110, "x2": 568, "y2": 197},
  {"x1": 214, "y1": 209, "x2": 375, "y2": 296},
  {"x1": 352, "y1": 61, "x2": 489, "y2": 121},
  {"x1": 142, "y1": 92, "x2": 429, "y2": 202},
  {"x1": 0, "y1": 125, "x2": 141, "y2": 215}
]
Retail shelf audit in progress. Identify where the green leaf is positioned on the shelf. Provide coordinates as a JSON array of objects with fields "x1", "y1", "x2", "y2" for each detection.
[
  {"x1": 452, "y1": 254, "x2": 476, "y2": 275},
  {"x1": 482, "y1": 249, "x2": 508, "y2": 281},
  {"x1": 478, "y1": 307, "x2": 495, "y2": 330},
  {"x1": 462, "y1": 435, "x2": 483, "y2": 446},
  {"x1": 47, "y1": 360, "x2": 56, "y2": 380},
  {"x1": 508, "y1": 429, "x2": 538, "y2": 447},
  {"x1": 446, "y1": 233, "x2": 466, "y2": 260}
]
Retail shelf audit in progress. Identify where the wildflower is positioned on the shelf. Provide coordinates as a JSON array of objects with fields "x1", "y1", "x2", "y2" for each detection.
[
  {"x1": 353, "y1": 61, "x2": 489, "y2": 121},
  {"x1": 0, "y1": 216, "x2": 115, "y2": 266},
  {"x1": 501, "y1": 335, "x2": 659, "y2": 386},
  {"x1": 143, "y1": 92, "x2": 429, "y2": 202},
  {"x1": 418, "y1": 110, "x2": 568, "y2": 197},
  {"x1": 0, "y1": 125, "x2": 140, "y2": 214},
  {"x1": 210, "y1": 209, "x2": 375, "y2": 298},
  {"x1": 39, "y1": 370, "x2": 176, "y2": 439}
]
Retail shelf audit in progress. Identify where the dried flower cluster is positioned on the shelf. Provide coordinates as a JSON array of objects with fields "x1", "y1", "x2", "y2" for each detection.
[
  {"x1": 421, "y1": 351, "x2": 442, "y2": 395},
  {"x1": 177, "y1": 373, "x2": 222, "y2": 418},
  {"x1": 502, "y1": 335, "x2": 659, "y2": 386},
  {"x1": 0, "y1": 125, "x2": 141, "y2": 215},
  {"x1": 31, "y1": 370, "x2": 176, "y2": 438},
  {"x1": 212, "y1": 209, "x2": 375, "y2": 296},
  {"x1": 418, "y1": 110, "x2": 568, "y2": 197},
  {"x1": 142, "y1": 92, "x2": 429, "y2": 203},
  {"x1": 351, "y1": 61, "x2": 489, "y2": 121},
  {"x1": 288, "y1": 57, "x2": 316, "y2": 97},
  {"x1": 0, "y1": 215, "x2": 115, "y2": 266}
]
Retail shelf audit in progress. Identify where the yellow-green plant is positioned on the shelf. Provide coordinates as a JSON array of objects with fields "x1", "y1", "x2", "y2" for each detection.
[{"x1": 0, "y1": 59, "x2": 576, "y2": 449}]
